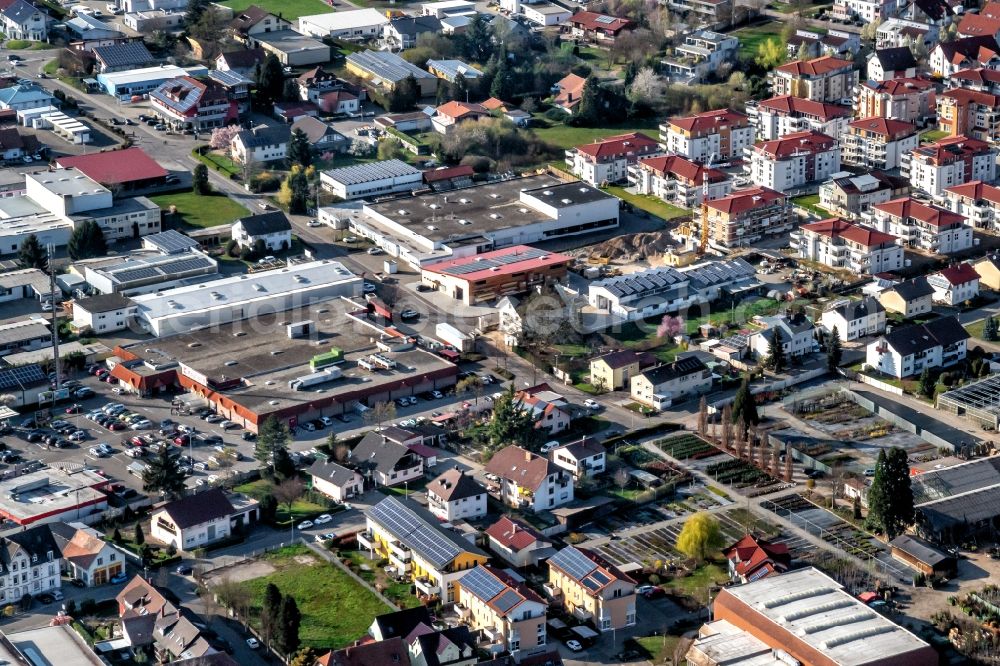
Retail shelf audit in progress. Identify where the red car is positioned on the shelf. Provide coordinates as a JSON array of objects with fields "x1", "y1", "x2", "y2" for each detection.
[
  {"x1": 129, "y1": 436, "x2": 146, "y2": 447},
  {"x1": 643, "y1": 587, "x2": 666, "y2": 600},
  {"x1": 174, "y1": 434, "x2": 191, "y2": 446},
  {"x1": 65, "y1": 404, "x2": 82, "y2": 414},
  {"x1": 108, "y1": 422, "x2": 127, "y2": 431}
]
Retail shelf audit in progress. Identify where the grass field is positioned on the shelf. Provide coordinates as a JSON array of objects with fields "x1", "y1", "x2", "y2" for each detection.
[
  {"x1": 151, "y1": 191, "x2": 249, "y2": 229},
  {"x1": 669, "y1": 562, "x2": 730, "y2": 604},
  {"x1": 239, "y1": 544, "x2": 392, "y2": 649},
  {"x1": 920, "y1": 129, "x2": 948, "y2": 143},
  {"x1": 233, "y1": 479, "x2": 331, "y2": 524},
  {"x1": 732, "y1": 22, "x2": 784, "y2": 60},
  {"x1": 218, "y1": 0, "x2": 330, "y2": 20},
  {"x1": 792, "y1": 194, "x2": 827, "y2": 216},
  {"x1": 605, "y1": 186, "x2": 690, "y2": 221},
  {"x1": 5, "y1": 40, "x2": 47, "y2": 49},
  {"x1": 531, "y1": 117, "x2": 660, "y2": 150},
  {"x1": 966, "y1": 319, "x2": 987, "y2": 340}
]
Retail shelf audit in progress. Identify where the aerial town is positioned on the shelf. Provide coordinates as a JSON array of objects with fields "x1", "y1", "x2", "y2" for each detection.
[{"x1": 3, "y1": 0, "x2": 1000, "y2": 664}]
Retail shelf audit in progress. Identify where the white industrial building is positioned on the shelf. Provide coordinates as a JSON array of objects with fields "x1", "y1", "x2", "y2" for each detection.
[
  {"x1": 131, "y1": 259, "x2": 362, "y2": 336},
  {"x1": 333, "y1": 174, "x2": 620, "y2": 268},
  {"x1": 18, "y1": 107, "x2": 91, "y2": 144},
  {"x1": 84, "y1": 251, "x2": 218, "y2": 295},
  {"x1": 297, "y1": 9, "x2": 388, "y2": 39},
  {"x1": 319, "y1": 159, "x2": 423, "y2": 200},
  {"x1": 96, "y1": 64, "x2": 208, "y2": 98}
]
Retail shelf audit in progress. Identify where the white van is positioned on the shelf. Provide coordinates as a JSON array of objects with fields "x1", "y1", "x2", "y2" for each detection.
[{"x1": 540, "y1": 440, "x2": 561, "y2": 454}]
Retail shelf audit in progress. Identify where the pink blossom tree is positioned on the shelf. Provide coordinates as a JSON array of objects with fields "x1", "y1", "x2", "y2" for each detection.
[
  {"x1": 657, "y1": 314, "x2": 685, "y2": 339},
  {"x1": 209, "y1": 126, "x2": 240, "y2": 151}
]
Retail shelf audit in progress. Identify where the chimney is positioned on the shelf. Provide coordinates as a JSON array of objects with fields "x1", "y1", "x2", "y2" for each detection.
[{"x1": 525, "y1": 450, "x2": 532, "y2": 462}]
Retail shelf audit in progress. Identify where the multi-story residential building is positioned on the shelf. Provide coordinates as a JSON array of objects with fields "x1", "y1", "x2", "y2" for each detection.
[
  {"x1": 866, "y1": 316, "x2": 969, "y2": 377},
  {"x1": 360, "y1": 496, "x2": 490, "y2": 603},
  {"x1": 750, "y1": 95, "x2": 851, "y2": 141},
  {"x1": 901, "y1": 0, "x2": 954, "y2": 25},
  {"x1": 866, "y1": 47, "x2": 918, "y2": 81},
  {"x1": 659, "y1": 109, "x2": 754, "y2": 163},
  {"x1": 663, "y1": 30, "x2": 738, "y2": 83},
  {"x1": 770, "y1": 56, "x2": 858, "y2": 103},
  {"x1": 830, "y1": 0, "x2": 895, "y2": 24},
  {"x1": 485, "y1": 445, "x2": 574, "y2": 512},
  {"x1": 792, "y1": 217, "x2": 903, "y2": 274},
  {"x1": 588, "y1": 350, "x2": 656, "y2": 392},
  {"x1": 819, "y1": 170, "x2": 910, "y2": 220},
  {"x1": 150, "y1": 76, "x2": 231, "y2": 131},
  {"x1": 456, "y1": 565, "x2": 548, "y2": 656},
  {"x1": 869, "y1": 196, "x2": 973, "y2": 253},
  {"x1": 628, "y1": 154, "x2": 732, "y2": 208},
  {"x1": 516, "y1": 384, "x2": 572, "y2": 435},
  {"x1": 855, "y1": 78, "x2": 937, "y2": 126},
  {"x1": 876, "y1": 18, "x2": 938, "y2": 50},
  {"x1": 748, "y1": 131, "x2": 841, "y2": 193},
  {"x1": 630, "y1": 354, "x2": 712, "y2": 411},
  {"x1": 820, "y1": 296, "x2": 887, "y2": 340},
  {"x1": 702, "y1": 186, "x2": 792, "y2": 248},
  {"x1": 51, "y1": 523, "x2": 124, "y2": 587},
  {"x1": 549, "y1": 439, "x2": 607, "y2": 478},
  {"x1": 0, "y1": 525, "x2": 61, "y2": 604},
  {"x1": 566, "y1": 132, "x2": 660, "y2": 186},
  {"x1": 879, "y1": 277, "x2": 934, "y2": 317},
  {"x1": 750, "y1": 313, "x2": 816, "y2": 360},
  {"x1": 928, "y1": 263, "x2": 981, "y2": 304},
  {"x1": 484, "y1": 516, "x2": 554, "y2": 568},
  {"x1": 149, "y1": 489, "x2": 258, "y2": 553},
  {"x1": 930, "y1": 36, "x2": 1000, "y2": 79},
  {"x1": 229, "y1": 5, "x2": 291, "y2": 43},
  {"x1": 958, "y1": 4, "x2": 1000, "y2": 41},
  {"x1": 937, "y1": 88, "x2": 1000, "y2": 145},
  {"x1": 950, "y1": 67, "x2": 1000, "y2": 94},
  {"x1": 426, "y1": 468, "x2": 487, "y2": 522},
  {"x1": 944, "y1": 179, "x2": 1000, "y2": 229},
  {"x1": 547, "y1": 546, "x2": 636, "y2": 631},
  {"x1": 786, "y1": 29, "x2": 860, "y2": 60},
  {"x1": 902, "y1": 136, "x2": 998, "y2": 198},
  {"x1": 230, "y1": 125, "x2": 290, "y2": 164},
  {"x1": 352, "y1": 432, "x2": 424, "y2": 489},
  {"x1": 842, "y1": 117, "x2": 919, "y2": 170},
  {"x1": 661, "y1": 0, "x2": 732, "y2": 29}
]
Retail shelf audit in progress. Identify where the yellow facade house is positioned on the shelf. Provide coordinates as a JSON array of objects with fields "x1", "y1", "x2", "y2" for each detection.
[
  {"x1": 975, "y1": 255, "x2": 1000, "y2": 290},
  {"x1": 456, "y1": 565, "x2": 549, "y2": 656},
  {"x1": 547, "y1": 546, "x2": 637, "y2": 631},
  {"x1": 589, "y1": 350, "x2": 653, "y2": 391},
  {"x1": 360, "y1": 496, "x2": 488, "y2": 603}
]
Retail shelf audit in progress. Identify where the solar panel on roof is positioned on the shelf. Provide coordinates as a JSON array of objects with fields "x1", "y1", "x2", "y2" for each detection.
[
  {"x1": 114, "y1": 267, "x2": 160, "y2": 283},
  {"x1": 461, "y1": 566, "x2": 506, "y2": 601},
  {"x1": 582, "y1": 577, "x2": 602, "y2": 591},
  {"x1": 594, "y1": 14, "x2": 616, "y2": 22},
  {"x1": 441, "y1": 247, "x2": 550, "y2": 276},
  {"x1": 550, "y1": 547, "x2": 597, "y2": 581},
  {"x1": 591, "y1": 570, "x2": 611, "y2": 585},
  {"x1": 165, "y1": 256, "x2": 215, "y2": 274},
  {"x1": 0, "y1": 365, "x2": 46, "y2": 391},
  {"x1": 492, "y1": 589, "x2": 523, "y2": 613}
]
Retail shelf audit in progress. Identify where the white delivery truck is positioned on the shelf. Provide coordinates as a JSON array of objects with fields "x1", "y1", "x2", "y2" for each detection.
[{"x1": 435, "y1": 323, "x2": 472, "y2": 353}]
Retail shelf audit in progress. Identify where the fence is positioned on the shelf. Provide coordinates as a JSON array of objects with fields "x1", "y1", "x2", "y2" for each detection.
[{"x1": 853, "y1": 373, "x2": 905, "y2": 396}]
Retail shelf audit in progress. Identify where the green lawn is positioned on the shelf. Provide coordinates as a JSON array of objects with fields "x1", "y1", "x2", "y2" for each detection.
[
  {"x1": 966, "y1": 319, "x2": 987, "y2": 340},
  {"x1": 792, "y1": 194, "x2": 827, "y2": 217},
  {"x1": 920, "y1": 129, "x2": 948, "y2": 143},
  {"x1": 218, "y1": 0, "x2": 330, "y2": 20},
  {"x1": 731, "y1": 22, "x2": 784, "y2": 60},
  {"x1": 239, "y1": 545, "x2": 393, "y2": 649},
  {"x1": 669, "y1": 562, "x2": 730, "y2": 604},
  {"x1": 605, "y1": 186, "x2": 690, "y2": 221},
  {"x1": 631, "y1": 635, "x2": 685, "y2": 664},
  {"x1": 5, "y1": 39, "x2": 47, "y2": 49},
  {"x1": 151, "y1": 191, "x2": 249, "y2": 229},
  {"x1": 531, "y1": 117, "x2": 660, "y2": 150},
  {"x1": 42, "y1": 59, "x2": 58, "y2": 75}
]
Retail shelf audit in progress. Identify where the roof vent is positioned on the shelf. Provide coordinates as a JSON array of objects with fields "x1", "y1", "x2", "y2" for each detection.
[
  {"x1": 427, "y1": 225, "x2": 438, "y2": 231},
  {"x1": 224, "y1": 360, "x2": 237, "y2": 367},
  {"x1": 458, "y1": 219, "x2": 470, "y2": 225},
  {"x1": 561, "y1": 198, "x2": 572, "y2": 204},
  {"x1": 519, "y1": 208, "x2": 528, "y2": 213},
  {"x1": 397, "y1": 209, "x2": 408, "y2": 215},
  {"x1": 489, "y1": 213, "x2": 501, "y2": 219},
  {"x1": 459, "y1": 198, "x2": 469, "y2": 204},
  {"x1": 233, "y1": 331, "x2": 246, "y2": 337},
  {"x1": 543, "y1": 190, "x2": 553, "y2": 195},
  {"x1": 429, "y1": 203, "x2": 440, "y2": 209}
]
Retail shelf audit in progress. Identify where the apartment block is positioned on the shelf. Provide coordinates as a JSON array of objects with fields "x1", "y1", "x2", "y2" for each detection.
[
  {"x1": 659, "y1": 109, "x2": 755, "y2": 163},
  {"x1": 855, "y1": 78, "x2": 937, "y2": 125},
  {"x1": 937, "y1": 87, "x2": 1000, "y2": 144},
  {"x1": 944, "y1": 179, "x2": 1000, "y2": 229},
  {"x1": 819, "y1": 171, "x2": 911, "y2": 220},
  {"x1": 902, "y1": 135, "x2": 998, "y2": 197},
  {"x1": 771, "y1": 56, "x2": 858, "y2": 103},
  {"x1": 842, "y1": 117, "x2": 919, "y2": 170},
  {"x1": 547, "y1": 546, "x2": 636, "y2": 631},
  {"x1": 869, "y1": 196, "x2": 974, "y2": 254},
  {"x1": 456, "y1": 565, "x2": 547, "y2": 656},
  {"x1": 750, "y1": 95, "x2": 851, "y2": 141},
  {"x1": 748, "y1": 131, "x2": 841, "y2": 193},
  {"x1": 702, "y1": 187, "x2": 792, "y2": 248},
  {"x1": 566, "y1": 132, "x2": 660, "y2": 186},
  {"x1": 792, "y1": 217, "x2": 903, "y2": 274},
  {"x1": 628, "y1": 154, "x2": 732, "y2": 208}
]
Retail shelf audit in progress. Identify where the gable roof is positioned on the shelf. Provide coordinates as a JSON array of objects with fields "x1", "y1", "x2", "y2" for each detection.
[
  {"x1": 234, "y1": 210, "x2": 291, "y2": 236},
  {"x1": 874, "y1": 197, "x2": 966, "y2": 227},
  {"x1": 935, "y1": 35, "x2": 1000, "y2": 63},
  {"x1": 872, "y1": 46, "x2": 918, "y2": 72},
  {"x1": 638, "y1": 354, "x2": 708, "y2": 386},
  {"x1": 56, "y1": 147, "x2": 168, "y2": 186},
  {"x1": 370, "y1": 606, "x2": 433, "y2": 640},
  {"x1": 935, "y1": 262, "x2": 980, "y2": 285},
  {"x1": 861, "y1": 77, "x2": 935, "y2": 96},
  {"x1": 427, "y1": 468, "x2": 484, "y2": 502},
  {"x1": 316, "y1": 637, "x2": 410, "y2": 666},
  {"x1": 230, "y1": 5, "x2": 281, "y2": 33},
  {"x1": 236, "y1": 125, "x2": 290, "y2": 149},
  {"x1": 218, "y1": 48, "x2": 266, "y2": 70},
  {"x1": 574, "y1": 132, "x2": 658, "y2": 159},
  {"x1": 553, "y1": 73, "x2": 586, "y2": 109},
  {"x1": 156, "y1": 489, "x2": 234, "y2": 529},
  {"x1": 754, "y1": 130, "x2": 837, "y2": 159},
  {"x1": 668, "y1": 108, "x2": 748, "y2": 133},
  {"x1": 569, "y1": 10, "x2": 634, "y2": 34},
  {"x1": 485, "y1": 445, "x2": 560, "y2": 492},
  {"x1": 593, "y1": 349, "x2": 655, "y2": 370},
  {"x1": 386, "y1": 14, "x2": 442, "y2": 36},
  {"x1": 883, "y1": 316, "x2": 969, "y2": 355},
  {"x1": 93, "y1": 42, "x2": 156, "y2": 70},
  {"x1": 802, "y1": 217, "x2": 898, "y2": 247},
  {"x1": 485, "y1": 516, "x2": 546, "y2": 552},
  {"x1": 307, "y1": 459, "x2": 358, "y2": 487},
  {"x1": 291, "y1": 115, "x2": 344, "y2": 144},
  {"x1": 889, "y1": 276, "x2": 934, "y2": 300},
  {"x1": 548, "y1": 545, "x2": 635, "y2": 591},
  {"x1": 353, "y1": 432, "x2": 421, "y2": 475},
  {"x1": 705, "y1": 186, "x2": 785, "y2": 216},
  {"x1": 458, "y1": 564, "x2": 544, "y2": 617},
  {"x1": 945, "y1": 179, "x2": 1000, "y2": 203},
  {"x1": 756, "y1": 95, "x2": 851, "y2": 120},
  {"x1": 774, "y1": 55, "x2": 853, "y2": 77},
  {"x1": 2, "y1": 0, "x2": 41, "y2": 24},
  {"x1": 364, "y1": 495, "x2": 487, "y2": 568},
  {"x1": 435, "y1": 100, "x2": 487, "y2": 120},
  {"x1": 723, "y1": 534, "x2": 791, "y2": 578},
  {"x1": 636, "y1": 154, "x2": 729, "y2": 185},
  {"x1": 831, "y1": 296, "x2": 885, "y2": 321},
  {"x1": 848, "y1": 116, "x2": 917, "y2": 139}
]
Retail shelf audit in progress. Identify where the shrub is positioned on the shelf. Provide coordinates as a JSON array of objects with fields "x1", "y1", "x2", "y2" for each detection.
[
  {"x1": 544, "y1": 107, "x2": 568, "y2": 122},
  {"x1": 251, "y1": 171, "x2": 281, "y2": 193},
  {"x1": 459, "y1": 154, "x2": 492, "y2": 173},
  {"x1": 80, "y1": 598, "x2": 97, "y2": 616},
  {"x1": 225, "y1": 239, "x2": 238, "y2": 256}
]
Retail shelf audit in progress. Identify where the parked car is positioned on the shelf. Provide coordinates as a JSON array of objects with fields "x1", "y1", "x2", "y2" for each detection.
[
  {"x1": 297, "y1": 520, "x2": 314, "y2": 530},
  {"x1": 110, "y1": 572, "x2": 128, "y2": 584},
  {"x1": 176, "y1": 563, "x2": 193, "y2": 575},
  {"x1": 246, "y1": 638, "x2": 259, "y2": 650},
  {"x1": 583, "y1": 399, "x2": 601, "y2": 410},
  {"x1": 315, "y1": 514, "x2": 333, "y2": 524},
  {"x1": 400, "y1": 310, "x2": 418, "y2": 320}
]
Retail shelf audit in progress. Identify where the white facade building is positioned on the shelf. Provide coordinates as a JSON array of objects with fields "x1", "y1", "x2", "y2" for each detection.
[
  {"x1": 819, "y1": 296, "x2": 886, "y2": 340},
  {"x1": 866, "y1": 316, "x2": 969, "y2": 378},
  {"x1": 869, "y1": 197, "x2": 974, "y2": 254},
  {"x1": 928, "y1": 263, "x2": 981, "y2": 305},
  {"x1": 903, "y1": 136, "x2": 998, "y2": 198},
  {"x1": 660, "y1": 109, "x2": 755, "y2": 163},
  {"x1": 297, "y1": 9, "x2": 388, "y2": 39},
  {"x1": 426, "y1": 468, "x2": 487, "y2": 521},
  {"x1": 792, "y1": 217, "x2": 903, "y2": 274},
  {"x1": 749, "y1": 131, "x2": 841, "y2": 193},
  {"x1": 320, "y1": 159, "x2": 423, "y2": 200}
]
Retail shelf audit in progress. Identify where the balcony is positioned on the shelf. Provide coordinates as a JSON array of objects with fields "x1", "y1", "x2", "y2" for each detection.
[
  {"x1": 357, "y1": 532, "x2": 375, "y2": 551},
  {"x1": 387, "y1": 540, "x2": 411, "y2": 562},
  {"x1": 415, "y1": 577, "x2": 441, "y2": 596},
  {"x1": 389, "y1": 550, "x2": 412, "y2": 572},
  {"x1": 564, "y1": 150, "x2": 575, "y2": 167}
]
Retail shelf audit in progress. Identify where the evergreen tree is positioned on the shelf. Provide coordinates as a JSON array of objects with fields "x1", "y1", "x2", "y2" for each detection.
[
  {"x1": 487, "y1": 383, "x2": 540, "y2": 453},
  {"x1": 766, "y1": 327, "x2": 786, "y2": 372},
  {"x1": 575, "y1": 76, "x2": 602, "y2": 126},
  {"x1": 490, "y1": 57, "x2": 513, "y2": 101},
  {"x1": 255, "y1": 416, "x2": 290, "y2": 471},
  {"x1": 134, "y1": 522, "x2": 144, "y2": 546},
  {"x1": 984, "y1": 315, "x2": 998, "y2": 342},
  {"x1": 260, "y1": 583, "x2": 282, "y2": 646},
  {"x1": 288, "y1": 128, "x2": 312, "y2": 168},
  {"x1": 623, "y1": 60, "x2": 639, "y2": 87},
  {"x1": 272, "y1": 446, "x2": 297, "y2": 482},
  {"x1": 112, "y1": 527, "x2": 122, "y2": 543},
  {"x1": 918, "y1": 367, "x2": 935, "y2": 399},
  {"x1": 865, "y1": 447, "x2": 914, "y2": 539},
  {"x1": 67, "y1": 220, "x2": 107, "y2": 260},
  {"x1": 276, "y1": 595, "x2": 301, "y2": 655},
  {"x1": 192, "y1": 163, "x2": 210, "y2": 195},
  {"x1": 184, "y1": 0, "x2": 209, "y2": 27},
  {"x1": 451, "y1": 72, "x2": 468, "y2": 103},
  {"x1": 281, "y1": 166, "x2": 310, "y2": 214},
  {"x1": 259, "y1": 494, "x2": 277, "y2": 523},
  {"x1": 256, "y1": 55, "x2": 285, "y2": 105},
  {"x1": 17, "y1": 234, "x2": 47, "y2": 271},
  {"x1": 282, "y1": 78, "x2": 299, "y2": 102},
  {"x1": 462, "y1": 14, "x2": 494, "y2": 63},
  {"x1": 143, "y1": 441, "x2": 186, "y2": 499},
  {"x1": 827, "y1": 326, "x2": 843, "y2": 371},
  {"x1": 731, "y1": 377, "x2": 759, "y2": 431}
]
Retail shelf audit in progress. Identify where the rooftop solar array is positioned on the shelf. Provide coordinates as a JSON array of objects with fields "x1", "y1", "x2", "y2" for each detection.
[
  {"x1": 144, "y1": 229, "x2": 199, "y2": 255},
  {"x1": 492, "y1": 588, "x2": 523, "y2": 613},
  {"x1": 347, "y1": 50, "x2": 435, "y2": 83},
  {"x1": 911, "y1": 456, "x2": 1000, "y2": 505},
  {"x1": 460, "y1": 565, "x2": 506, "y2": 601},
  {"x1": 594, "y1": 266, "x2": 687, "y2": 299},
  {"x1": 323, "y1": 159, "x2": 420, "y2": 186},
  {"x1": 366, "y1": 496, "x2": 466, "y2": 568},
  {"x1": 103, "y1": 253, "x2": 216, "y2": 287},
  {"x1": 549, "y1": 546, "x2": 598, "y2": 581},
  {"x1": 441, "y1": 247, "x2": 551, "y2": 276},
  {"x1": 594, "y1": 14, "x2": 616, "y2": 22},
  {"x1": 0, "y1": 364, "x2": 46, "y2": 391},
  {"x1": 680, "y1": 258, "x2": 756, "y2": 289}
]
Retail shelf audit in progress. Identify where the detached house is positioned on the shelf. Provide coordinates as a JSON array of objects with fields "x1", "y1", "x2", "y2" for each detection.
[
  {"x1": 1, "y1": 0, "x2": 47, "y2": 42},
  {"x1": 930, "y1": 36, "x2": 1000, "y2": 78},
  {"x1": 867, "y1": 47, "x2": 918, "y2": 81},
  {"x1": 549, "y1": 438, "x2": 607, "y2": 478},
  {"x1": 352, "y1": 432, "x2": 424, "y2": 488},
  {"x1": 296, "y1": 66, "x2": 363, "y2": 113},
  {"x1": 150, "y1": 488, "x2": 258, "y2": 552},
  {"x1": 928, "y1": 263, "x2": 981, "y2": 305},
  {"x1": 231, "y1": 210, "x2": 292, "y2": 252},
  {"x1": 230, "y1": 5, "x2": 290, "y2": 43},
  {"x1": 515, "y1": 384, "x2": 572, "y2": 435},
  {"x1": 484, "y1": 516, "x2": 554, "y2": 568},
  {"x1": 308, "y1": 459, "x2": 363, "y2": 503},
  {"x1": 630, "y1": 354, "x2": 712, "y2": 411},
  {"x1": 547, "y1": 546, "x2": 636, "y2": 631},
  {"x1": 432, "y1": 100, "x2": 488, "y2": 134},
  {"x1": 552, "y1": 73, "x2": 586, "y2": 113},
  {"x1": 566, "y1": 132, "x2": 660, "y2": 186},
  {"x1": 485, "y1": 445, "x2": 574, "y2": 512},
  {"x1": 457, "y1": 565, "x2": 548, "y2": 656},
  {"x1": 589, "y1": 349, "x2": 656, "y2": 391},
  {"x1": 568, "y1": 11, "x2": 634, "y2": 43},
  {"x1": 820, "y1": 296, "x2": 887, "y2": 340},
  {"x1": 426, "y1": 468, "x2": 487, "y2": 521},
  {"x1": 116, "y1": 576, "x2": 214, "y2": 661},
  {"x1": 230, "y1": 124, "x2": 290, "y2": 164},
  {"x1": 0, "y1": 525, "x2": 61, "y2": 604},
  {"x1": 750, "y1": 313, "x2": 815, "y2": 360},
  {"x1": 50, "y1": 522, "x2": 122, "y2": 586},
  {"x1": 291, "y1": 115, "x2": 348, "y2": 153},
  {"x1": 879, "y1": 276, "x2": 934, "y2": 317},
  {"x1": 975, "y1": 254, "x2": 1000, "y2": 289},
  {"x1": 866, "y1": 316, "x2": 969, "y2": 377},
  {"x1": 723, "y1": 535, "x2": 791, "y2": 583}
]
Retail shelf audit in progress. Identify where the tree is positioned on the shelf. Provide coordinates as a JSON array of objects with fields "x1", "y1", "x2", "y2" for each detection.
[
  {"x1": 388, "y1": 75, "x2": 420, "y2": 112},
  {"x1": 462, "y1": 14, "x2": 494, "y2": 62},
  {"x1": 192, "y1": 163, "x2": 210, "y2": 195},
  {"x1": 784, "y1": 448, "x2": 793, "y2": 482},
  {"x1": 17, "y1": 234, "x2": 47, "y2": 271},
  {"x1": 697, "y1": 396, "x2": 708, "y2": 436},
  {"x1": 490, "y1": 57, "x2": 513, "y2": 101},
  {"x1": 277, "y1": 595, "x2": 302, "y2": 655},
  {"x1": 290, "y1": 648, "x2": 316, "y2": 666},
  {"x1": 626, "y1": 66, "x2": 666, "y2": 106},
  {"x1": 112, "y1": 527, "x2": 122, "y2": 543},
  {"x1": 258, "y1": 494, "x2": 277, "y2": 523},
  {"x1": 209, "y1": 125, "x2": 240, "y2": 151},
  {"x1": 865, "y1": 447, "x2": 914, "y2": 539},
  {"x1": 272, "y1": 447, "x2": 297, "y2": 481},
  {"x1": 67, "y1": 220, "x2": 107, "y2": 260},
  {"x1": 451, "y1": 72, "x2": 468, "y2": 102},
  {"x1": 827, "y1": 326, "x2": 843, "y2": 371},
  {"x1": 142, "y1": 442, "x2": 185, "y2": 499},
  {"x1": 456, "y1": 375, "x2": 484, "y2": 404},
  {"x1": 255, "y1": 416, "x2": 290, "y2": 471},
  {"x1": 853, "y1": 494, "x2": 862, "y2": 519},
  {"x1": 260, "y1": 583, "x2": 282, "y2": 647},
  {"x1": 721, "y1": 404, "x2": 733, "y2": 451},
  {"x1": 256, "y1": 54, "x2": 285, "y2": 105},
  {"x1": 614, "y1": 466, "x2": 629, "y2": 492},
  {"x1": 765, "y1": 327, "x2": 786, "y2": 373},
  {"x1": 487, "y1": 384, "x2": 540, "y2": 453},
  {"x1": 278, "y1": 166, "x2": 310, "y2": 214},
  {"x1": 731, "y1": 377, "x2": 759, "y2": 431},
  {"x1": 984, "y1": 315, "x2": 998, "y2": 342},
  {"x1": 273, "y1": 478, "x2": 305, "y2": 517},
  {"x1": 134, "y1": 523, "x2": 144, "y2": 546},
  {"x1": 675, "y1": 512, "x2": 725, "y2": 563},
  {"x1": 288, "y1": 128, "x2": 312, "y2": 168},
  {"x1": 184, "y1": 0, "x2": 209, "y2": 27},
  {"x1": 918, "y1": 367, "x2": 935, "y2": 399},
  {"x1": 575, "y1": 75, "x2": 603, "y2": 126},
  {"x1": 377, "y1": 138, "x2": 407, "y2": 161},
  {"x1": 363, "y1": 400, "x2": 396, "y2": 430},
  {"x1": 755, "y1": 37, "x2": 785, "y2": 69}
]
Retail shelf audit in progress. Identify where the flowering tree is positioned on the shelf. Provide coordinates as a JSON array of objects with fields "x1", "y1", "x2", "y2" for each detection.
[
  {"x1": 657, "y1": 314, "x2": 684, "y2": 339},
  {"x1": 209, "y1": 125, "x2": 240, "y2": 151}
]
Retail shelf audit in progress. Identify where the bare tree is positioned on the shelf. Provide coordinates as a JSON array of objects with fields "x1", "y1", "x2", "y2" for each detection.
[
  {"x1": 273, "y1": 478, "x2": 305, "y2": 516},
  {"x1": 615, "y1": 466, "x2": 630, "y2": 492},
  {"x1": 772, "y1": 443, "x2": 782, "y2": 477},
  {"x1": 734, "y1": 424, "x2": 746, "y2": 459},
  {"x1": 784, "y1": 448, "x2": 794, "y2": 482},
  {"x1": 213, "y1": 576, "x2": 252, "y2": 621},
  {"x1": 364, "y1": 400, "x2": 396, "y2": 430},
  {"x1": 721, "y1": 405, "x2": 733, "y2": 451},
  {"x1": 333, "y1": 443, "x2": 350, "y2": 463}
]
